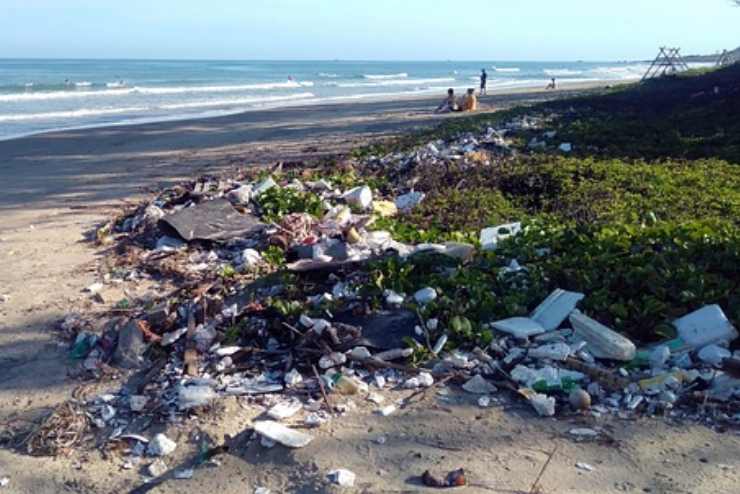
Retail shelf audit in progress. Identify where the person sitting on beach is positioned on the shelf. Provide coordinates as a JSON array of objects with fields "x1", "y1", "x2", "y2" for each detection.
[
  {"x1": 435, "y1": 88, "x2": 460, "y2": 113},
  {"x1": 460, "y1": 88, "x2": 478, "y2": 112},
  {"x1": 546, "y1": 77, "x2": 557, "y2": 90}
]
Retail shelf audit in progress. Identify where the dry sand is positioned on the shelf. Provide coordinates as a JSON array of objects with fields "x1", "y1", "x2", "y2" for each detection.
[{"x1": 1, "y1": 82, "x2": 738, "y2": 493}]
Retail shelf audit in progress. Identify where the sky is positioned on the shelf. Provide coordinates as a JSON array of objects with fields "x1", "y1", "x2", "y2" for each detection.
[{"x1": 1, "y1": 0, "x2": 738, "y2": 61}]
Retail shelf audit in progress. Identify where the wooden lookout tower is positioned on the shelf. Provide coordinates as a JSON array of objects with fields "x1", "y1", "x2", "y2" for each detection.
[
  {"x1": 716, "y1": 50, "x2": 732, "y2": 67},
  {"x1": 642, "y1": 47, "x2": 690, "y2": 81}
]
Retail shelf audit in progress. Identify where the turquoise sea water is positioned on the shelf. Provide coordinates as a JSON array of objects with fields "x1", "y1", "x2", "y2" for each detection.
[{"x1": 0, "y1": 59, "x2": 704, "y2": 140}]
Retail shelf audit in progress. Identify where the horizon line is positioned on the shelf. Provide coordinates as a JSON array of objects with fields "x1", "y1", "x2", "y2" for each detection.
[{"x1": 0, "y1": 56, "x2": 646, "y2": 63}]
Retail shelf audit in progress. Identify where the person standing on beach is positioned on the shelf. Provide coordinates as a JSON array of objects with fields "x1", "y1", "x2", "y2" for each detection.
[{"x1": 480, "y1": 69, "x2": 488, "y2": 95}]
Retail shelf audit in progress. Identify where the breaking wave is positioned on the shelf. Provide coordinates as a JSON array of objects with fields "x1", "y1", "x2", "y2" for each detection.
[
  {"x1": 544, "y1": 69, "x2": 584, "y2": 76},
  {"x1": 339, "y1": 77, "x2": 454, "y2": 88},
  {"x1": 0, "y1": 80, "x2": 314, "y2": 102},
  {"x1": 363, "y1": 73, "x2": 408, "y2": 80},
  {"x1": 0, "y1": 106, "x2": 148, "y2": 122}
]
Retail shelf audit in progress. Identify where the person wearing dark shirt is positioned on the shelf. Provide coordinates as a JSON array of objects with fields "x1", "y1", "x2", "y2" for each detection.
[{"x1": 435, "y1": 88, "x2": 460, "y2": 113}]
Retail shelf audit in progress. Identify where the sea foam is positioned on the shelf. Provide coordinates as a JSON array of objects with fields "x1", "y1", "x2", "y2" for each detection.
[
  {"x1": 0, "y1": 106, "x2": 148, "y2": 122},
  {"x1": 363, "y1": 73, "x2": 408, "y2": 80},
  {"x1": 544, "y1": 69, "x2": 584, "y2": 76},
  {"x1": 0, "y1": 80, "x2": 314, "y2": 102},
  {"x1": 338, "y1": 77, "x2": 454, "y2": 88}
]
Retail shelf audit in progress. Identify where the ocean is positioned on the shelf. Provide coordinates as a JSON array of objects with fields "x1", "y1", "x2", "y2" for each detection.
[{"x1": 0, "y1": 59, "x2": 709, "y2": 141}]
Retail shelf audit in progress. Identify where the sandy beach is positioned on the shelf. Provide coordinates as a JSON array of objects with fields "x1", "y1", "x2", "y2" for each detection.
[
  {"x1": 2, "y1": 79, "x2": 738, "y2": 494},
  {"x1": 3, "y1": 0, "x2": 739, "y2": 489}
]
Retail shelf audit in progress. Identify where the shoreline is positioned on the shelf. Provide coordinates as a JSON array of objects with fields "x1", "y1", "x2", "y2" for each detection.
[
  {"x1": 0, "y1": 79, "x2": 622, "y2": 217},
  {"x1": 0, "y1": 79, "x2": 629, "y2": 143}
]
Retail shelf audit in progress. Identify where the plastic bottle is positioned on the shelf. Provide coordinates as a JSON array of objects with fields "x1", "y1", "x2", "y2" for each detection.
[{"x1": 532, "y1": 377, "x2": 579, "y2": 393}]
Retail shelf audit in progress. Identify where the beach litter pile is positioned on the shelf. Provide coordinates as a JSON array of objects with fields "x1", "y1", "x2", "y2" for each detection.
[{"x1": 21, "y1": 115, "x2": 738, "y2": 486}]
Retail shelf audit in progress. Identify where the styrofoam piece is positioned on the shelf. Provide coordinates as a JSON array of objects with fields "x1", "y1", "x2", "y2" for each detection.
[
  {"x1": 414, "y1": 287, "x2": 437, "y2": 304},
  {"x1": 569, "y1": 310, "x2": 636, "y2": 361},
  {"x1": 479, "y1": 222, "x2": 522, "y2": 251},
  {"x1": 241, "y1": 248, "x2": 262, "y2": 269},
  {"x1": 267, "y1": 400, "x2": 303, "y2": 420},
  {"x1": 491, "y1": 317, "x2": 546, "y2": 339},
  {"x1": 673, "y1": 305, "x2": 738, "y2": 350},
  {"x1": 328, "y1": 469, "x2": 356, "y2": 487},
  {"x1": 384, "y1": 290, "x2": 404, "y2": 305},
  {"x1": 147, "y1": 433, "x2": 177, "y2": 456},
  {"x1": 697, "y1": 344, "x2": 731, "y2": 367},
  {"x1": 215, "y1": 346, "x2": 241, "y2": 356},
  {"x1": 530, "y1": 289, "x2": 585, "y2": 331},
  {"x1": 253, "y1": 421, "x2": 314, "y2": 448}
]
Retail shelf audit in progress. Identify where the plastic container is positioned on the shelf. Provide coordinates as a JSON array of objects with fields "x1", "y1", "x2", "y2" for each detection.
[
  {"x1": 569, "y1": 309, "x2": 636, "y2": 361},
  {"x1": 532, "y1": 377, "x2": 580, "y2": 393},
  {"x1": 343, "y1": 185, "x2": 373, "y2": 210}
]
